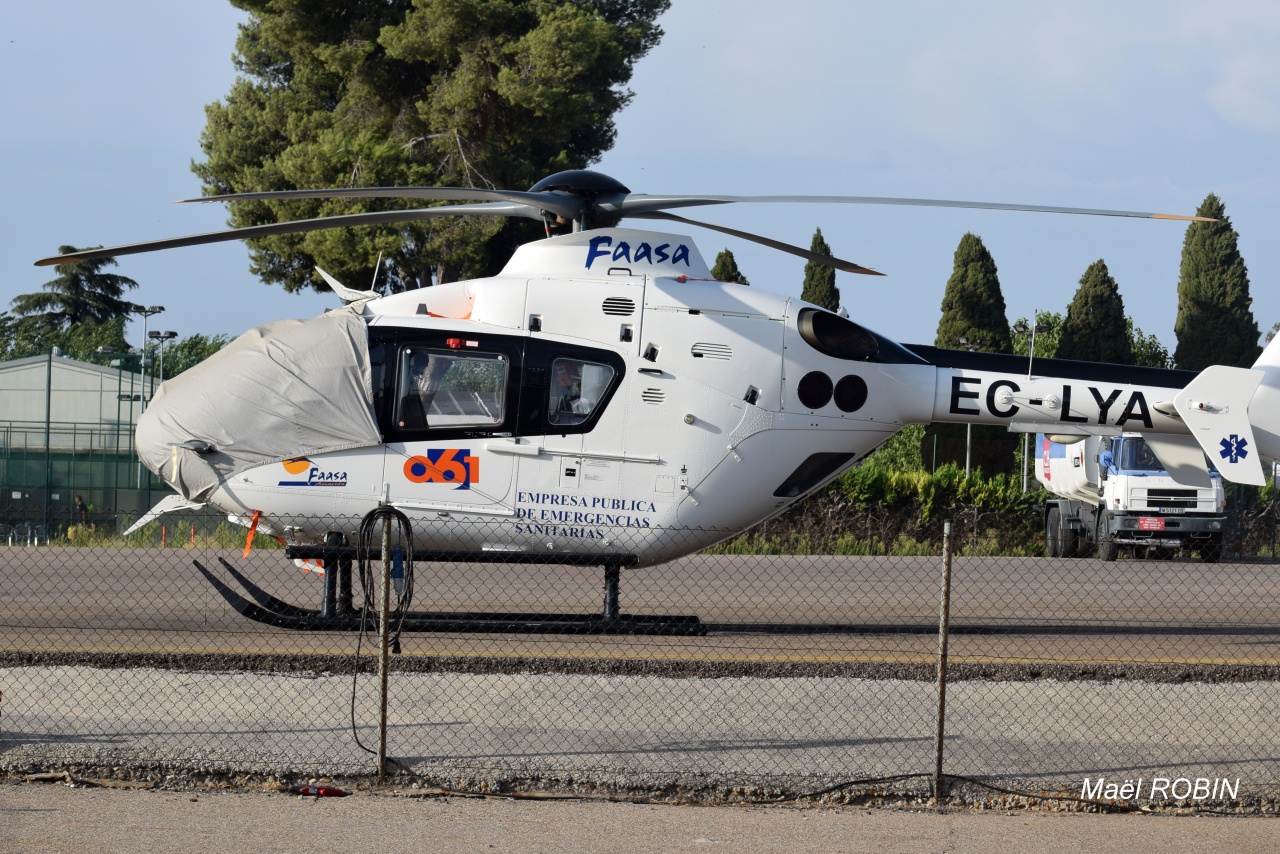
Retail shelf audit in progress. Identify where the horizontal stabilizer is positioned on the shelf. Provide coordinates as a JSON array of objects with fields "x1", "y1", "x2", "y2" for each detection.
[
  {"x1": 124, "y1": 494, "x2": 206, "y2": 535},
  {"x1": 1143, "y1": 434, "x2": 1212, "y2": 488},
  {"x1": 1172, "y1": 365, "x2": 1266, "y2": 486},
  {"x1": 315, "y1": 266, "x2": 377, "y2": 303},
  {"x1": 1007, "y1": 422, "x2": 1119, "y2": 437}
]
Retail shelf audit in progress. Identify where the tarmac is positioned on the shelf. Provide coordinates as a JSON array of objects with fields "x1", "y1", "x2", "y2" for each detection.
[
  {"x1": 6, "y1": 548, "x2": 1280, "y2": 848},
  {"x1": 3, "y1": 664, "x2": 1280, "y2": 806},
  {"x1": 2, "y1": 783, "x2": 1279, "y2": 853}
]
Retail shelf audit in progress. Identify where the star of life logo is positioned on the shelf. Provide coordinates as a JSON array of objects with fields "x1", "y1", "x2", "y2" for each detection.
[{"x1": 1219, "y1": 434, "x2": 1249, "y2": 464}]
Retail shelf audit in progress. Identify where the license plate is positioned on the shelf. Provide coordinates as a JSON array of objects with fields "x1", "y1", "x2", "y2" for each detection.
[
  {"x1": 1138, "y1": 517, "x2": 1166, "y2": 531},
  {"x1": 1154, "y1": 506, "x2": 1186, "y2": 514}
]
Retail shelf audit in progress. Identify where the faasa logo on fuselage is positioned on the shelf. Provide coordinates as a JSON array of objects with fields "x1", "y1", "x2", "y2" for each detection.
[
  {"x1": 278, "y1": 457, "x2": 348, "y2": 487},
  {"x1": 404, "y1": 449, "x2": 480, "y2": 490},
  {"x1": 585, "y1": 235, "x2": 692, "y2": 270}
]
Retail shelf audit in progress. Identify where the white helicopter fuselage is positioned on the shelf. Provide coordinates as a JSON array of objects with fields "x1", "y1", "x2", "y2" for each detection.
[{"x1": 137, "y1": 228, "x2": 1266, "y2": 566}]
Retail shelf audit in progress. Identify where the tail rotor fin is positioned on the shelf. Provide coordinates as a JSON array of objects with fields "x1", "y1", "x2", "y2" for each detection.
[{"x1": 1172, "y1": 365, "x2": 1265, "y2": 486}]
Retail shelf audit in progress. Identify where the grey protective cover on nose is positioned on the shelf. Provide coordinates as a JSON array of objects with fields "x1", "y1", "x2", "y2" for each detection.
[{"x1": 135, "y1": 305, "x2": 379, "y2": 502}]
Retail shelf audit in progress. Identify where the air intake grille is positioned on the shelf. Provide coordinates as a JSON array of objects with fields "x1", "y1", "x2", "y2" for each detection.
[
  {"x1": 1147, "y1": 489, "x2": 1197, "y2": 500},
  {"x1": 602, "y1": 297, "x2": 636, "y2": 316},
  {"x1": 691, "y1": 343, "x2": 732, "y2": 360},
  {"x1": 641, "y1": 389, "x2": 665, "y2": 405}
]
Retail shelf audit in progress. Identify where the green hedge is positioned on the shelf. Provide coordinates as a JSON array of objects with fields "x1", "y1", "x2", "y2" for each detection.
[{"x1": 713, "y1": 460, "x2": 1049, "y2": 556}]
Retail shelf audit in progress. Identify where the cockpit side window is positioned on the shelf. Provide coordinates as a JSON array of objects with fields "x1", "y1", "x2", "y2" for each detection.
[
  {"x1": 395, "y1": 348, "x2": 507, "y2": 430},
  {"x1": 548, "y1": 357, "x2": 615, "y2": 426}
]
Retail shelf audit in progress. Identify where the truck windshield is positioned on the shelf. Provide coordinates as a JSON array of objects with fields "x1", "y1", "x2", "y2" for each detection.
[{"x1": 1119, "y1": 438, "x2": 1163, "y2": 472}]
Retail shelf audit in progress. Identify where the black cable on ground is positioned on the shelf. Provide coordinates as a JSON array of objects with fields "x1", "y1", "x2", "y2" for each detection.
[
  {"x1": 940, "y1": 774, "x2": 1140, "y2": 813},
  {"x1": 757, "y1": 773, "x2": 930, "y2": 804}
]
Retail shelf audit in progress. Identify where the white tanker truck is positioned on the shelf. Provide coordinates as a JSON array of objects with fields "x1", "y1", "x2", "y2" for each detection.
[{"x1": 1035, "y1": 433, "x2": 1227, "y2": 562}]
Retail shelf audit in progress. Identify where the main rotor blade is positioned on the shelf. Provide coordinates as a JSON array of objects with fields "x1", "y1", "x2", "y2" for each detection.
[
  {"x1": 615, "y1": 194, "x2": 1215, "y2": 222},
  {"x1": 34, "y1": 202, "x2": 540, "y2": 266},
  {"x1": 180, "y1": 186, "x2": 584, "y2": 221},
  {"x1": 627, "y1": 211, "x2": 884, "y2": 276}
]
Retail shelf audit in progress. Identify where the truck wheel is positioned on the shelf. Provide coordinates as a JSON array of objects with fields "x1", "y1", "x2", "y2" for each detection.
[
  {"x1": 1046, "y1": 508, "x2": 1063, "y2": 558},
  {"x1": 1200, "y1": 542, "x2": 1223, "y2": 563},
  {"x1": 1063, "y1": 528, "x2": 1082, "y2": 558},
  {"x1": 1096, "y1": 515, "x2": 1118, "y2": 562}
]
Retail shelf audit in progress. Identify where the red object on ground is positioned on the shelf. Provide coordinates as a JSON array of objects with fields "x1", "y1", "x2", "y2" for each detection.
[{"x1": 296, "y1": 785, "x2": 347, "y2": 797}]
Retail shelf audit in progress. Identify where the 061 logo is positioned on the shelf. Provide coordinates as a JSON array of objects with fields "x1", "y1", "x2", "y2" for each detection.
[{"x1": 403, "y1": 449, "x2": 479, "y2": 490}]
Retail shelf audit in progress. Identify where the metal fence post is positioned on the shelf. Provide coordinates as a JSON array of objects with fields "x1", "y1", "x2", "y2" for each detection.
[
  {"x1": 934, "y1": 520, "x2": 954, "y2": 804},
  {"x1": 378, "y1": 516, "x2": 392, "y2": 783}
]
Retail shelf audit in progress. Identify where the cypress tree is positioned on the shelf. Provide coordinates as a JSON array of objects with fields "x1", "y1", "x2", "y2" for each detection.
[
  {"x1": 1056, "y1": 259, "x2": 1133, "y2": 364},
  {"x1": 924, "y1": 233, "x2": 1015, "y2": 474},
  {"x1": 800, "y1": 228, "x2": 840, "y2": 311},
  {"x1": 934, "y1": 232, "x2": 1011, "y2": 353},
  {"x1": 1174, "y1": 194, "x2": 1260, "y2": 370},
  {"x1": 710, "y1": 248, "x2": 750, "y2": 285}
]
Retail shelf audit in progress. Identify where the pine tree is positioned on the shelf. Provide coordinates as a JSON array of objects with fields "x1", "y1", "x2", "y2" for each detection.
[
  {"x1": 193, "y1": 1, "x2": 670, "y2": 293},
  {"x1": 934, "y1": 233, "x2": 1011, "y2": 353},
  {"x1": 800, "y1": 228, "x2": 840, "y2": 311},
  {"x1": 710, "y1": 249, "x2": 750, "y2": 285},
  {"x1": 1174, "y1": 194, "x2": 1261, "y2": 370},
  {"x1": 1056, "y1": 259, "x2": 1133, "y2": 364},
  {"x1": 10, "y1": 248, "x2": 138, "y2": 330}
]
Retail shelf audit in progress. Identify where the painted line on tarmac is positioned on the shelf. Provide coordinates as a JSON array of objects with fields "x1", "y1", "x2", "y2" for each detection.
[{"x1": 5, "y1": 645, "x2": 1278, "y2": 667}]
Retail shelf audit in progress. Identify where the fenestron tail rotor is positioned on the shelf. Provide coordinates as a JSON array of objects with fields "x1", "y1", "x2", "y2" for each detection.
[{"x1": 34, "y1": 169, "x2": 1214, "y2": 270}]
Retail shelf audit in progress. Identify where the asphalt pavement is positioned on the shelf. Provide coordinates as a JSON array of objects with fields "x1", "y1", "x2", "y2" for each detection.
[{"x1": 3, "y1": 784, "x2": 1279, "y2": 854}]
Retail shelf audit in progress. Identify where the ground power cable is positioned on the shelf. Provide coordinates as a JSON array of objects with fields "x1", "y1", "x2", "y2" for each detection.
[{"x1": 347, "y1": 506, "x2": 415, "y2": 764}]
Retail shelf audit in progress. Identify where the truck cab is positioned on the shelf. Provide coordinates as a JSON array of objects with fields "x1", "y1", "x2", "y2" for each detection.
[{"x1": 1037, "y1": 433, "x2": 1226, "y2": 562}]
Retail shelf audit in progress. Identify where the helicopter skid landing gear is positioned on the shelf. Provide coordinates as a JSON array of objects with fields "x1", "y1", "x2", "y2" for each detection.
[
  {"x1": 319, "y1": 532, "x2": 354, "y2": 619},
  {"x1": 603, "y1": 564, "x2": 621, "y2": 621},
  {"x1": 194, "y1": 551, "x2": 704, "y2": 636}
]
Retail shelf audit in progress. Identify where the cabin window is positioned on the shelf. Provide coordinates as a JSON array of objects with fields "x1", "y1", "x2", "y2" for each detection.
[
  {"x1": 548, "y1": 357, "x2": 615, "y2": 426},
  {"x1": 396, "y1": 348, "x2": 507, "y2": 430}
]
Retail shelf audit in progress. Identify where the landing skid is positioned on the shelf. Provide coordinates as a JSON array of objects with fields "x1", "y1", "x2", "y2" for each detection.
[{"x1": 193, "y1": 551, "x2": 706, "y2": 636}]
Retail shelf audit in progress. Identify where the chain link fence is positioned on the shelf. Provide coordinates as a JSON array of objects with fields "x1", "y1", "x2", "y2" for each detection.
[{"x1": 2, "y1": 507, "x2": 1278, "y2": 808}]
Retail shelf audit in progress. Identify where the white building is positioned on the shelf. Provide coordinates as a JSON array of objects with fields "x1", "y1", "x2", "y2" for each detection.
[
  {"x1": 0, "y1": 353, "x2": 151, "y2": 451},
  {"x1": 1, "y1": 353, "x2": 161, "y2": 521}
]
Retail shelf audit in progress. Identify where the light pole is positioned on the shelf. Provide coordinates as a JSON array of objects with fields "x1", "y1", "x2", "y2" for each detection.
[
  {"x1": 1013, "y1": 316, "x2": 1052, "y2": 380},
  {"x1": 955, "y1": 336, "x2": 989, "y2": 476},
  {"x1": 1014, "y1": 316, "x2": 1052, "y2": 491},
  {"x1": 129, "y1": 304, "x2": 165, "y2": 411},
  {"x1": 148, "y1": 330, "x2": 178, "y2": 388},
  {"x1": 97, "y1": 347, "x2": 142, "y2": 513}
]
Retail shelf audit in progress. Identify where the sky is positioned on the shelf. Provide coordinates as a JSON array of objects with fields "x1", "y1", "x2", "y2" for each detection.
[{"x1": 4, "y1": 1, "x2": 1280, "y2": 352}]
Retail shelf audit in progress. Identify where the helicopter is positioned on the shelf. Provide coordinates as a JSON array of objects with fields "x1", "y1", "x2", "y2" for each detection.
[{"x1": 36, "y1": 170, "x2": 1280, "y2": 632}]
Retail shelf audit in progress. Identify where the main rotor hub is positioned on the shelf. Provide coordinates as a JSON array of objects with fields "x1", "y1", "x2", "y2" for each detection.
[
  {"x1": 529, "y1": 170, "x2": 629, "y2": 232},
  {"x1": 528, "y1": 170, "x2": 631, "y2": 196}
]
